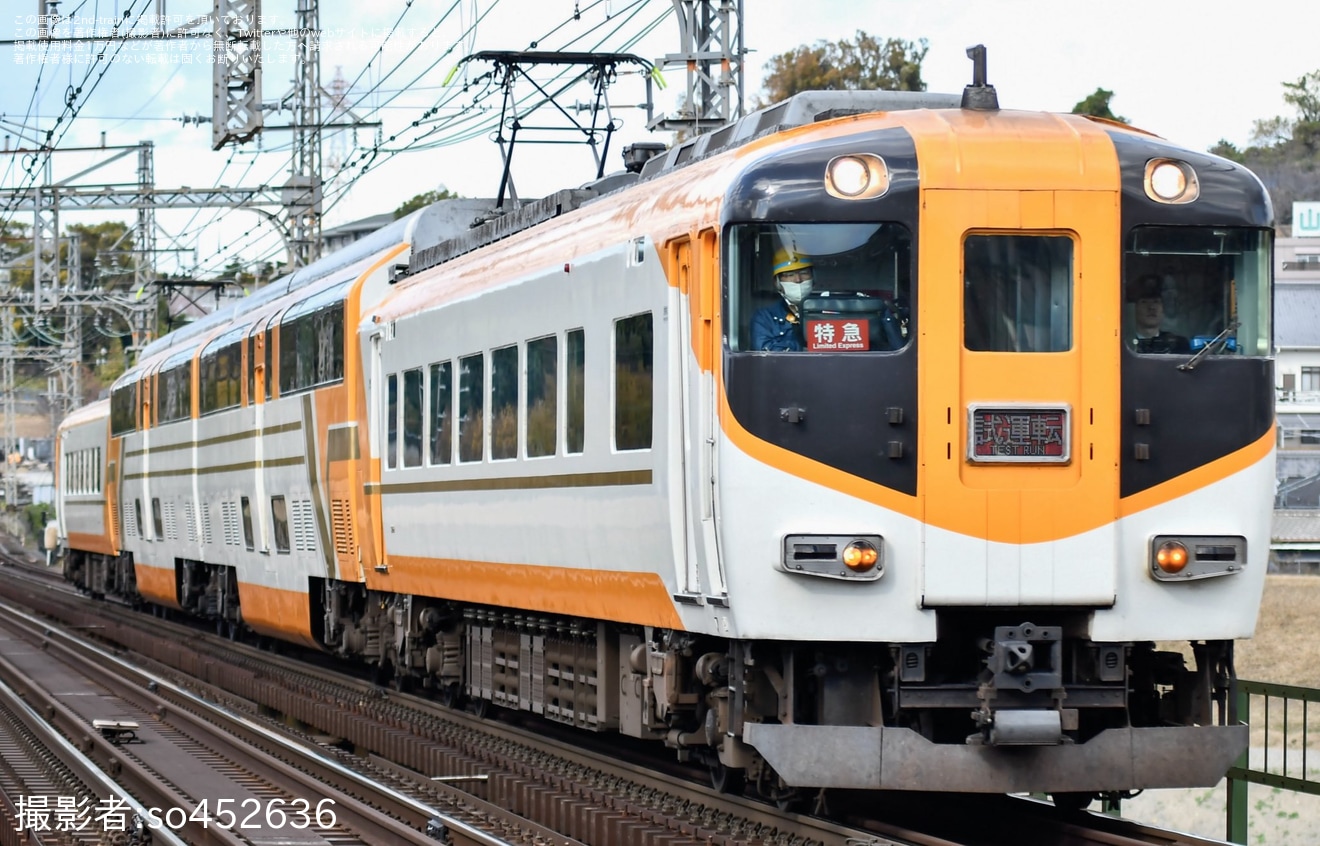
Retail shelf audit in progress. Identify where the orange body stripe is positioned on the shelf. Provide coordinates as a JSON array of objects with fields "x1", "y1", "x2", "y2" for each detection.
[
  {"x1": 370, "y1": 556, "x2": 684, "y2": 630},
  {"x1": 66, "y1": 531, "x2": 115, "y2": 557},
  {"x1": 134, "y1": 564, "x2": 179, "y2": 608},
  {"x1": 236, "y1": 582, "x2": 318, "y2": 647}
]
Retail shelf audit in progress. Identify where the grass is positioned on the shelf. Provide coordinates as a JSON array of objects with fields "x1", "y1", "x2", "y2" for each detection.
[
  {"x1": 1235, "y1": 576, "x2": 1320, "y2": 776},
  {"x1": 1237, "y1": 575, "x2": 1320, "y2": 688}
]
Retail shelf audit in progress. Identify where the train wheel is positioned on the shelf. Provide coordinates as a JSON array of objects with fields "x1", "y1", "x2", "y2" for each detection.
[
  {"x1": 708, "y1": 761, "x2": 746, "y2": 795},
  {"x1": 1051, "y1": 792, "x2": 1096, "y2": 812},
  {"x1": 470, "y1": 697, "x2": 490, "y2": 719},
  {"x1": 437, "y1": 682, "x2": 461, "y2": 709},
  {"x1": 775, "y1": 789, "x2": 805, "y2": 813}
]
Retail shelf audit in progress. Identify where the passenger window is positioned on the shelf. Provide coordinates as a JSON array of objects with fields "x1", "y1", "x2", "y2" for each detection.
[
  {"x1": 429, "y1": 361, "x2": 452, "y2": 465},
  {"x1": 403, "y1": 368, "x2": 423, "y2": 468},
  {"x1": 200, "y1": 337, "x2": 243, "y2": 415},
  {"x1": 240, "y1": 496, "x2": 254, "y2": 550},
  {"x1": 158, "y1": 358, "x2": 193, "y2": 424},
  {"x1": 386, "y1": 373, "x2": 398, "y2": 470},
  {"x1": 271, "y1": 496, "x2": 290, "y2": 554},
  {"x1": 566, "y1": 329, "x2": 585, "y2": 454},
  {"x1": 526, "y1": 335, "x2": 557, "y2": 458},
  {"x1": 459, "y1": 353, "x2": 485, "y2": 462},
  {"x1": 491, "y1": 345, "x2": 519, "y2": 460},
  {"x1": 614, "y1": 313, "x2": 653, "y2": 451},
  {"x1": 278, "y1": 292, "x2": 346, "y2": 395},
  {"x1": 111, "y1": 381, "x2": 136, "y2": 435}
]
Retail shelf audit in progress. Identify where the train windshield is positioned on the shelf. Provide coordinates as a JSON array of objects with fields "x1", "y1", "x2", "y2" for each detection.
[
  {"x1": 726, "y1": 222, "x2": 912, "y2": 353},
  {"x1": 1123, "y1": 226, "x2": 1272, "y2": 356}
]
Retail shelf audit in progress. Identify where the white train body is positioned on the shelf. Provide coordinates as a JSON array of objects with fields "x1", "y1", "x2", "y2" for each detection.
[{"x1": 58, "y1": 89, "x2": 1276, "y2": 802}]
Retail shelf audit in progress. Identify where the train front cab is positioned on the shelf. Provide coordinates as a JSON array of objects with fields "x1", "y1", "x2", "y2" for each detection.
[{"x1": 718, "y1": 109, "x2": 1273, "y2": 795}]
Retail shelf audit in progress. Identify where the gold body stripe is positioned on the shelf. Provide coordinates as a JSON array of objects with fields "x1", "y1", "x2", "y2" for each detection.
[
  {"x1": 365, "y1": 469, "x2": 652, "y2": 495},
  {"x1": 121, "y1": 420, "x2": 302, "y2": 457},
  {"x1": 123, "y1": 455, "x2": 305, "y2": 480}
]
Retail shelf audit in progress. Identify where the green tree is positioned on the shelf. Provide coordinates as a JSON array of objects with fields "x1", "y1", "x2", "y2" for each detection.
[
  {"x1": 1207, "y1": 139, "x2": 1245, "y2": 164},
  {"x1": 758, "y1": 31, "x2": 928, "y2": 106},
  {"x1": 1282, "y1": 70, "x2": 1320, "y2": 124},
  {"x1": 1231, "y1": 69, "x2": 1320, "y2": 232},
  {"x1": 1282, "y1": 70, "x2": 1320, "y2": 153},
  {"x1": 394, "y1": 187, "x2": 458, "y2": 219},
  {"x1": 0, "y1": 218, "x2": 30, "y2": 266},
  {"x1": 67, "y1": 221, "x2": 134, "y2": 290},
  {"x1": 1071, "y1": 88, "x2": 1127, "y2": 123}
]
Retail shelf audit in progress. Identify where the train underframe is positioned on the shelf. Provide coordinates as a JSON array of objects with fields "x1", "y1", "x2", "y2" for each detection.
[
  {"x1": 62, "y1": 555, "x2": 1242, "y2": 804},
  {"x1": 308, "y1": 577, "x2": 1244, "y2": 803}
]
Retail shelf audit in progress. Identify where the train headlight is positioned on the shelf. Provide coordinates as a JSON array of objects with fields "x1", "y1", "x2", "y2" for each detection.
[
  {"x1": 1144, "y1": 158, "x2": 1199, "y2": 204},
  {"x1": 1149, "y1": 535, "x2": 1247, "y2": 582},
  {"x1": 825, "y1": 154, "x2": 889, "y2": 200},
  {"x1": 783, "y1": 534, "x2": 884, "y2": 581}
]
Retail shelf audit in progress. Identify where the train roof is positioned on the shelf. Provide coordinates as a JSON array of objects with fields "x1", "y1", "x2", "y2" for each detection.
[
  {"x1": 58, "y1": 397, "x2": 109, "y2": 433},
  {"x1": 406, "y1": 90, "x2": 965, "y2": 278},
  {"x1": 134, "y1": 200, "x2": 470, "y2": 362}
]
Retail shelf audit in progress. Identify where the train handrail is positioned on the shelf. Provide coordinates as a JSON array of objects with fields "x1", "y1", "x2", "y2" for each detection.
[{"x1": 1226, "y1": 678, "x2": 1320, "y2": 843}]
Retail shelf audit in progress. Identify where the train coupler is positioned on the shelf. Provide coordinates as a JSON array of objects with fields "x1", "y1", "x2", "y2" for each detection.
[{"x1": 973, "y1": 621, "x2": 1068, "y2": 745}]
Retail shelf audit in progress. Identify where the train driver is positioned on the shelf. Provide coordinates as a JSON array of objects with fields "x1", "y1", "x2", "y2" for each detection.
[
  {"x1": 751, "y1": 248, "x2": 813, "y2": 351},
  {"x1": 1128, "y1": 274, "x2": 1190, "y2": 354}
]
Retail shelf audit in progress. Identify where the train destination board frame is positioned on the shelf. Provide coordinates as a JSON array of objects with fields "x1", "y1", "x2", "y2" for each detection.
[{"x1": 967, "y1": 403, "x2": 1071, "y2": 464}]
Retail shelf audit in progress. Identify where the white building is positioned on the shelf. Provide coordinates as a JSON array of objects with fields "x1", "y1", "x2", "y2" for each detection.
[{"x1": 1274, "y1": 236, "x2": 1320, "y2": 513}]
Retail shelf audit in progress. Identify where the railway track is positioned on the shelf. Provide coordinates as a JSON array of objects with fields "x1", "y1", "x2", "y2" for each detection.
[
  {"x1": 0, "y1": 551, "x2": 1239, "y2": 846},
  {"x1": 0, "y1": 568, "x2": 540, "y2": 844}
]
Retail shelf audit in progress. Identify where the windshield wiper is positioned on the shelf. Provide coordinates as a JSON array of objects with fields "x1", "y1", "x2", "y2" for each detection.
[{"x1": 1178, "y1": 320, "x2": 1240, "y2": 372}]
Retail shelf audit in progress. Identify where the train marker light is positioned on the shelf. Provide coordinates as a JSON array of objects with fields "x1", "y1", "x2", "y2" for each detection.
[
  {"x1": 1154, "y1": 540, "x2": 1189, "y2": 573},
  {"x1": 1144, "y1": 159, "x2": 1199, "y2": 204},
  {"x1": 783, "y1": 534, "x2": 884, "y2": 580},
  {"x1": 825, "y1": 154, "x2": 889, "y2": 200},
  {"x1": 1149, "y1": 535, "x2": 1247, "y2": 581},
  {"x1": 842, "y1": 540, "x2": 879, "y2": 572}
]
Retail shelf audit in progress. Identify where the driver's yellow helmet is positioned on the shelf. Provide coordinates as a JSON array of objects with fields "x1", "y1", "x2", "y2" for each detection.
[{"x1": 773, "y1": 248, "x2": 813, "y2": 276}]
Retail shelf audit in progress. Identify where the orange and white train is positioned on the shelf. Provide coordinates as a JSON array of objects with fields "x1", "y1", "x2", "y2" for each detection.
[{"x1": 57, "y1": 76, "x2": 1275, "y2": 808}]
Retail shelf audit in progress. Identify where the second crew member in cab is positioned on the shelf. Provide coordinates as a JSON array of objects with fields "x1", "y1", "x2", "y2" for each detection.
[{"x1": 1129, "y1": 274, "x2": 1190, "y2": 354}]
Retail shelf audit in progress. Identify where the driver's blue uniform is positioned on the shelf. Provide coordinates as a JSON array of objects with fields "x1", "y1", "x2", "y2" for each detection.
[{"x1": 750, "y1": 300, "x2": 805, "y2": 351}]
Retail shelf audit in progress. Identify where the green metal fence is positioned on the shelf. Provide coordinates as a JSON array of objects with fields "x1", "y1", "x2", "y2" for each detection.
[{"x1": 1226, "y1": 679, "x2": 1320, "y2": 843}]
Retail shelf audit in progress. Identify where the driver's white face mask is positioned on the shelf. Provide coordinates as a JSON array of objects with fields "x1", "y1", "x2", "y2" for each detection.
[{"x1": 779, "y1": 279, "x2": 812, "y2": 306}]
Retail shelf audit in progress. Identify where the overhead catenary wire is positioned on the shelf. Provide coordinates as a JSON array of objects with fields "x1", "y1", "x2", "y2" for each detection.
[
  {"x1": 0, "y1": 0, "x2": 154, "y2": 222},
  {"x1": 2, "y1": 0, "x2": 677, "y2": 279}
]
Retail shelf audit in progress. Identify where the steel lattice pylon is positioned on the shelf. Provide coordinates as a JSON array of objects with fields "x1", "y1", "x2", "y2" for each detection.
[{"x1": 650, "y1": 0, "x2": 746, "y2": 136}]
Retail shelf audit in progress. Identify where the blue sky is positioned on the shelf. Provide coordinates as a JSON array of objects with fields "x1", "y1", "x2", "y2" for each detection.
[{"x1": 1, "y1": 0, "x2": 1314, "y2": 275}]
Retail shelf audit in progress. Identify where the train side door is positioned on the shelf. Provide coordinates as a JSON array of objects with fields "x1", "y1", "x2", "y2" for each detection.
[
  {"x1": 366, "y1": 330, "x2": 387, "y2": 569},
  {"x1": 670, "y1": 231, "x2": 726, "y2": 602},
  {"x1": 138, "y1": 372, "x2": 153, "y2": 541},
  {"x1": 249, "y1": 319, "x2": 272, "y2": 552},
  {"x1": 918, "y1": 189, "x2": 1120, "y2": 606},
  {"x1": 324, "y1": 421, "x2": 364, "y2": 581}
]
